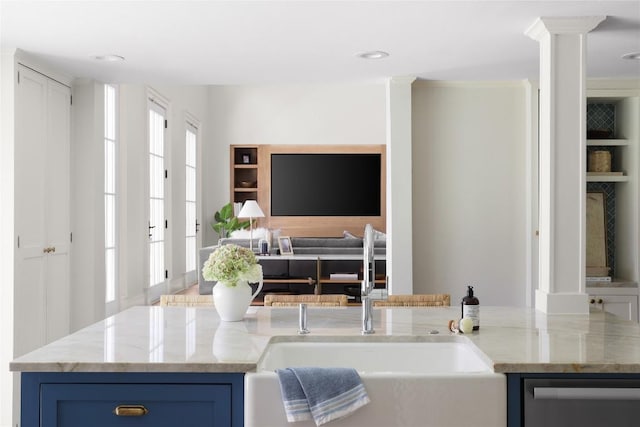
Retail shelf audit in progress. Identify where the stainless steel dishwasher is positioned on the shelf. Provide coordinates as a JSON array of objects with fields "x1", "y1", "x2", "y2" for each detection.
[{"x1": 524, "y1": 378, "x2": 640, "y2": 426}]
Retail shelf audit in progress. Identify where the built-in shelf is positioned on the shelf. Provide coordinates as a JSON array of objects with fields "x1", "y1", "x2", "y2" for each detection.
[
  {"x1": 235, "y1": 144, "x2": 386, "y2": 237},
  {"x1": 231, "y1": 145, "x2": 259, "y2": 205},
  {"x1": 587, "y1": 173, "x2": 629, "y2": 182},
  {"x1": 586, "y1": 139, "x2": 628, "y2": 180},
  {"x1": 248, "y1": 254, "x2": 387, "y2": 299},
  {"x1": 587, "y1": 139, "x2": 629, "y2": 146},
  {"x1": 585, "y1": 89, "x2": 639, "y2": 288},
  {"x1": 587, "y1": 279, "x2": 637, "y2": 287}
]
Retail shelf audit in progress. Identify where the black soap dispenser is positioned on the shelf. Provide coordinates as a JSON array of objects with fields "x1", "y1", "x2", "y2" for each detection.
[{"x1": 461, "y1": 285, "x2": 480, "y2": 331}]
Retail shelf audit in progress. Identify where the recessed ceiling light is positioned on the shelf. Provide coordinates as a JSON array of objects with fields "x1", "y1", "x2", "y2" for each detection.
[
  {"x1": 621, "y1": 52, "x2": 640, "y2": 60},
  {"x1": 91, "y1": 54, "x2": 125, "y2": 62},
  {"x1": 357, "y1": 51, "x2": 389, "y2": 60}
]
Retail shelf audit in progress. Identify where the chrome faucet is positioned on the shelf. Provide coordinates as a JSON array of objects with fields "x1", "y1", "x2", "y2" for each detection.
[
  {"x1": 298, "y1": 303, "x2": 310, "y2": 335},
  {"x1": 362, "y1": 224, "x2": 375, "y2": 334}
]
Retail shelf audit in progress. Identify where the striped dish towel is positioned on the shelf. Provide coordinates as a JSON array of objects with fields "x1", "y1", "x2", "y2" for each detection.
[{"x1": 276, "y1": 367, "x2": 370, "y2": 426}]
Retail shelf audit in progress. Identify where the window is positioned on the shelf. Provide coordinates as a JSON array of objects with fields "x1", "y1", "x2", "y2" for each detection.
[
  {"x1": 104, "y1": 84, "x2": 117, "y2": 303},
  {"x1": 148, "y1": 101, "x2": 166, "y2": 287},
  {"x1": 185, "y1": 124, "x2": 198, "y2": 272}
]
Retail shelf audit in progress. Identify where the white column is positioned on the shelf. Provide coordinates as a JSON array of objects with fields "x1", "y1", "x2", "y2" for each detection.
[
  {"x1": 526, "y1": 16, "x2": 605, "y2": 314},
  {"x1": 386, "y1": 76, "x2": 416, "y2": 295}
]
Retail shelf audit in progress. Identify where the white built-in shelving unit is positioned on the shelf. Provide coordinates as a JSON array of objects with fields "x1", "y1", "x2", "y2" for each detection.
[{"x1": 586, "y1": 83, "x2": 640, "y2": 321}]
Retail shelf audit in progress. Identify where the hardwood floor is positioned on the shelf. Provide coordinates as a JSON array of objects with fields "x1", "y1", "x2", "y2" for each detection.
[{"x1": 178, "y1": 283, "x2": 200, "y2": 296}]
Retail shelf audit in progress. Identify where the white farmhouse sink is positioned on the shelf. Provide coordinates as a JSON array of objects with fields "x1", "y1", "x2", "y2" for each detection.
[
  {"x1": 245, "y1": 336, "x2": 506, "y2": 427},
  {"x1": 257, "y1": 338, "x2": 491, "y2": 373}
]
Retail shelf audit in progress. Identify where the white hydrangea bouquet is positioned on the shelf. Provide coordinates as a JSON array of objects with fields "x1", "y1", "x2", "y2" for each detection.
[{"x1": 202, "y1": 244, "x2": 263, "y2": 286}]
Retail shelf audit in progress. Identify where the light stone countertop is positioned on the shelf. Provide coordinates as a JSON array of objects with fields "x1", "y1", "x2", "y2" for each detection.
[{"x1": 10, "y1": 305, "x2": 640, "y2": 374}]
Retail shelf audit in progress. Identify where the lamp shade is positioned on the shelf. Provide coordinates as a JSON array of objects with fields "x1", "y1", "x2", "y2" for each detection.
[{"x1": 238, "y1": 200, "x2": 265, "y2": 218}]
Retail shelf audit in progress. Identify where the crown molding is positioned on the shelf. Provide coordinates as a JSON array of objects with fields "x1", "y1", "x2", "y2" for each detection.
[{"x1": 525, "y1": 16, "x2": 606, "y2": 41}]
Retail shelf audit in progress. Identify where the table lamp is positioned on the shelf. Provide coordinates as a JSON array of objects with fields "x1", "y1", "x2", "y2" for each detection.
[{"x1": 238, "y1": 200, "x2": 265, "y2": 251}]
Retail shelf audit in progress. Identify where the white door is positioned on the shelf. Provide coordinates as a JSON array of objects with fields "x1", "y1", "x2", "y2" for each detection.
[
  {"x1": 44, "y1": 78, "x2": 71, "y2": 342},
  {"x1": 185, "y1": 122, "x2": 198, "y2": 279},
  {"x1": 148, "y1": 101, "x2": 167, "y2": 289},
  {"x1": 14, "y1": 65, "x2": 70, "y2": 356}
]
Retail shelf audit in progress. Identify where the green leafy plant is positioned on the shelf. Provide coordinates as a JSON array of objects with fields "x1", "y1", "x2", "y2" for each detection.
[{"x1": 211, "y1": 202, "x2": 251, "y2": 238}]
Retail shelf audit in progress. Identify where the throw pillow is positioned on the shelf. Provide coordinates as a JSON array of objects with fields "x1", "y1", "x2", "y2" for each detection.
[
  {"x1": 230, "y1": 227, "x2": 267, "y2": 239},
  {"x1": 343, "y1": 230, "x2": 359, "y2": 239}
]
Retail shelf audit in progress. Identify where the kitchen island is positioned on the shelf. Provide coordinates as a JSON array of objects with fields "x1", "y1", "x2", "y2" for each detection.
[{"x1": 11, "y1": 306, "x2": 640, "y2": 426}]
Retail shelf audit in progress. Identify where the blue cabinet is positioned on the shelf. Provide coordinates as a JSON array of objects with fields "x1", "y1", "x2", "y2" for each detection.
[{"x1": 21, "y1": 372, "x2": 244, "y2": 427}]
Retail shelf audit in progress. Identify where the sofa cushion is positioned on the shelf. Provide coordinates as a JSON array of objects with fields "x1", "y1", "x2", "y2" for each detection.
[{"x1": 218, "y1": 238, "x2": 253, "y2": 247}]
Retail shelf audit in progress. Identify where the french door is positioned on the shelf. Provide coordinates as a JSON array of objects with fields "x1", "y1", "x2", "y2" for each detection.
[
  {"x1": 185, "y1": 122, "x2": 199, "y2": 276},
  {"x1": 148, "y1": 100, "x2": 167, "y2": 289}
]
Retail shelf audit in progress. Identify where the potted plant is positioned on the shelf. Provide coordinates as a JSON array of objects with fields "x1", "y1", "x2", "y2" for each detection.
[
  {"x1": 211, "y1": 202, "x2": 251, "y2": 239},
  {"x1": 202, "y1": 244, "x2": 263, "y2": 321}
]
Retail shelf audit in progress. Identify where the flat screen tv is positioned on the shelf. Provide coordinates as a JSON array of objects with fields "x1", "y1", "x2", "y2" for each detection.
[{"x1": 271, "y1": 153, "x2": 381, "y2": 216}]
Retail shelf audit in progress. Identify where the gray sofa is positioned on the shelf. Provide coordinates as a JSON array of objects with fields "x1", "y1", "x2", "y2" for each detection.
[{"x1": 198, "y1": 237, "x2": 386, "y2": 295}]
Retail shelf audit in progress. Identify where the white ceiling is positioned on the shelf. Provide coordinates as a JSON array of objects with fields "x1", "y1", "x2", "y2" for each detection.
[{"x1": 1, "y1": 1, "x2": 639, "y2": 85}]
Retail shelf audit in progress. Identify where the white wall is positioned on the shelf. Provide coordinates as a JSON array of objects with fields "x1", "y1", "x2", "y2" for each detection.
[
  {"x1": 118, "y1": 84, "x2": 147, "y2": 306},
  {"x1": 386, "y1": 77, "x2": 416, "y2": 295},
  {"x1": 70, "y1": 80, "x2": 106, "y2": 330},
  {"x1": 0, "y1": 49, "x2": 16, "y2": 427},
  {"x1": 412, "y1": 81, "x2": 528, "y2": 306},
  {"x1": 204, "y1": 83, "x2": 387, "y2": 246}
]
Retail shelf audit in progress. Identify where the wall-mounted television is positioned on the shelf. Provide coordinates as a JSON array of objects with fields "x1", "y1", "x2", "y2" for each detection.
[{"x1": 271, "y1": 153, "x2": 381, "y2": 216}]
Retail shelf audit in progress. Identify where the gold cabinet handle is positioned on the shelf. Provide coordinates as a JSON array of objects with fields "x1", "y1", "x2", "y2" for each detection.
[{"x1": 113, "y1": 405, "x2": 149, "y2": 417}]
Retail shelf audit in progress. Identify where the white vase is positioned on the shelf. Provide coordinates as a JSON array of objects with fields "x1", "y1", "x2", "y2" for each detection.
[{"x1": 213, "y1": 279, "x2": 263, "y2": 321}]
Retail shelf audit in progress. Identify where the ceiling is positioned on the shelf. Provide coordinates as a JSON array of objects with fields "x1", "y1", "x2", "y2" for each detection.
[{"x1": 1, "y1": 1, "x2": 639, "y2": 85}]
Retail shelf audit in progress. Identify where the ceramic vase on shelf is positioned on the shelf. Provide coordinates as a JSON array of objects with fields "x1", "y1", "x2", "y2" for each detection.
[{"x1": 213, "y1": 279, "x2": 263, "y2": 322}]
